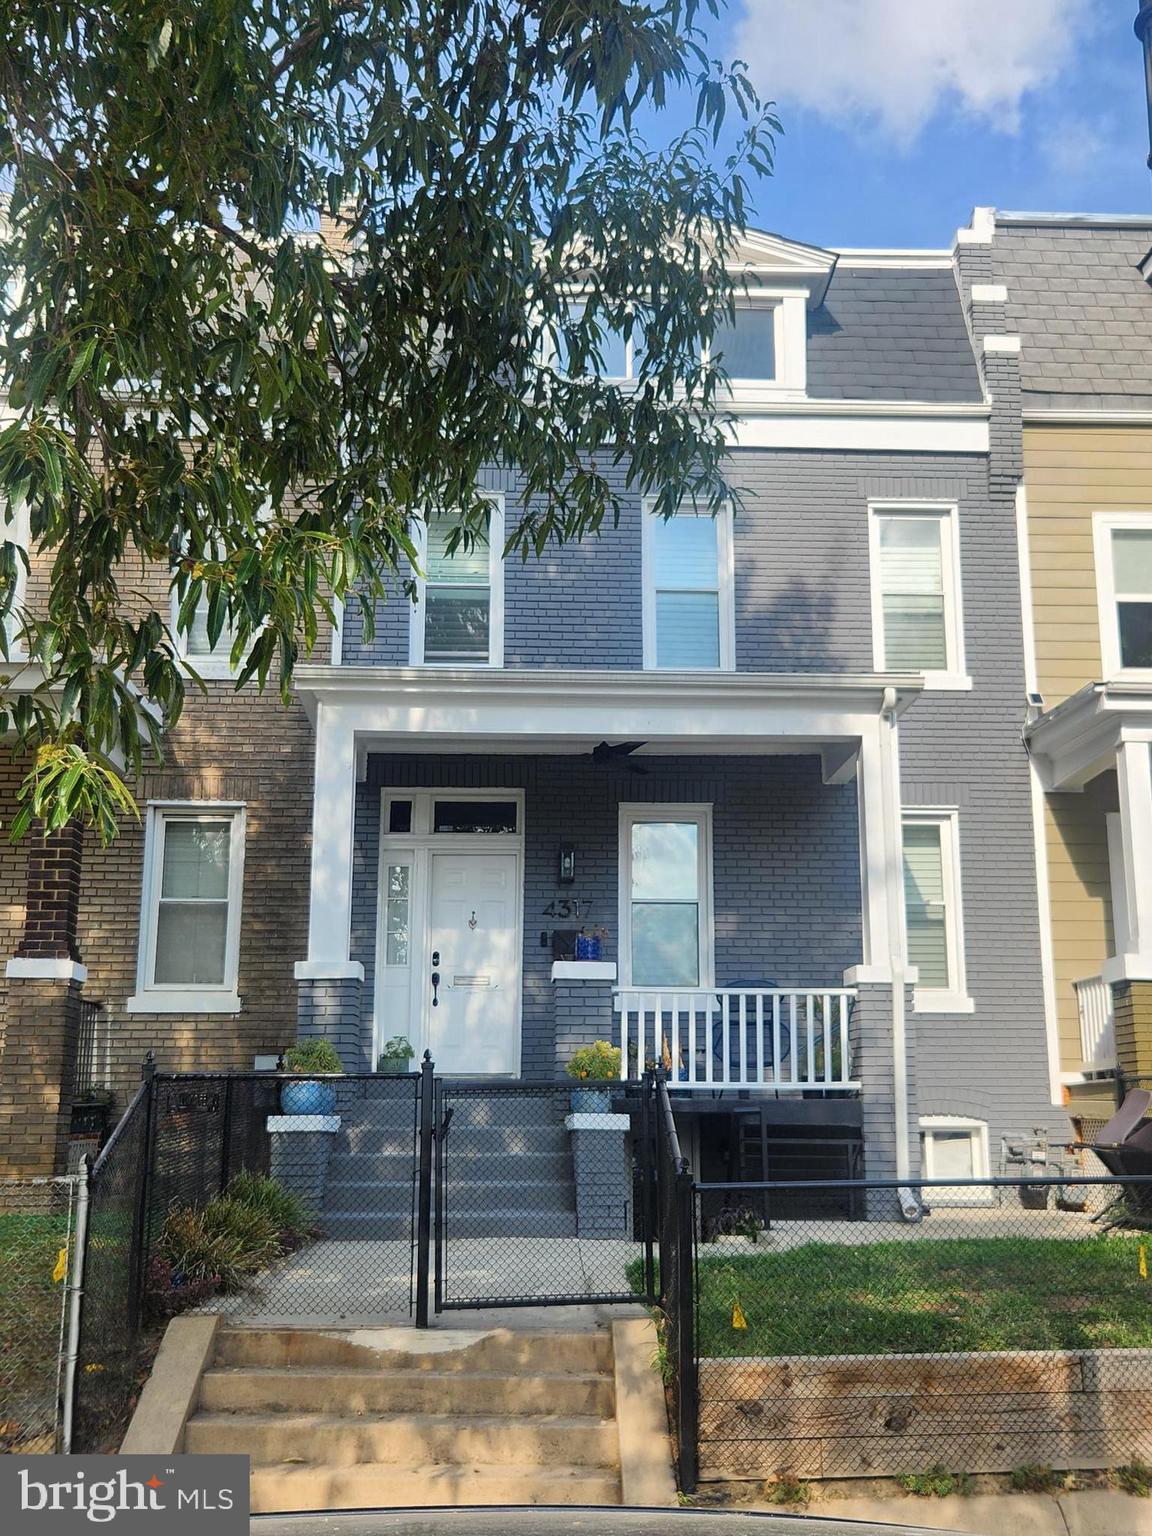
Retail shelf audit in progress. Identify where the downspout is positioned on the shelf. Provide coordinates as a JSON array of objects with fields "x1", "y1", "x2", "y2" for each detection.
[{"x1": 879, "y1": 687, "x2": 916, "y2": 1206}]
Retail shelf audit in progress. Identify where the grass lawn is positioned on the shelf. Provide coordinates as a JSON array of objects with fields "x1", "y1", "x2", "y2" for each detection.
[
  {"x1": 638, "y1": 1235, "x2": 1152, "y2": 1359},
  {"x1": 0, "y1": 1210, "x2": 71, "y2": 1446}
]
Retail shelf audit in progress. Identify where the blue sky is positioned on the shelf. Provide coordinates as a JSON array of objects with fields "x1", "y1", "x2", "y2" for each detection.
[{"x1": 658, "y1": 0, "x2": 1152, "y2": 248}]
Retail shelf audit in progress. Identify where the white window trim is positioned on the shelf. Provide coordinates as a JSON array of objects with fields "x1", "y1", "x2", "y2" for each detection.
[
  {"x1": 1093, "y1": 511, "x2": 1152, "y2": 681},
  {"x1": 709, "y1": 290, "x2": 807, "y2": 400},
  {"x1": 919, "y1": 1115, "x2": 993, "y2": 1204},
  {"x1": 126, "y1": 801, "x2": 246, "y2": 1014},
  {"x1": 409, "y1": 495, "x2": 505, "y2": 667},
  {"x1": 641, "y1": 500, "x2": 735, "y2": 672},
  {"x1": 903, "y1": 806, "x2": 973, "y2": 1013},
  {"x1": 868, "y1": 500, "x2": 970, "y2": 690},
  {"x1": 618, "y1": 803, "x2": 714, "y2": 989}
]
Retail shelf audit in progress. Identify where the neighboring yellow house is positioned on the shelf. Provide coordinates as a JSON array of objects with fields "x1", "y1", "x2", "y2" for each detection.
[{"x1": 965, "y1": 210, "x2": 1152, "y2": 1128}]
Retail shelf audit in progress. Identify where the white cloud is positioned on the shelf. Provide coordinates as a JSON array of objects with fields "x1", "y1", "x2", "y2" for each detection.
[{"x1": 733, "y1": 0, "x2": 1098, "y2": 141}]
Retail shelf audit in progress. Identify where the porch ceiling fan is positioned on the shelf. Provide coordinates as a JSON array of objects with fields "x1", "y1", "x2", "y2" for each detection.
[{"x1": 588, "y1": 740, "x2": 649, "y2": 774}]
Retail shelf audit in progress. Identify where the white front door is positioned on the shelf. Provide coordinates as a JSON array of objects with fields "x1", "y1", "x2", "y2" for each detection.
[{"x1": 427, "y1": 851, "x2": 520, "y2": 1074}]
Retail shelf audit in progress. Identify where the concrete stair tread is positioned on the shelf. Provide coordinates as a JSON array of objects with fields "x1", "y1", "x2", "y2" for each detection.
[
  {"x1": 249, "y1": 1460, "x2": 621, "y2": 1511},
  {"x1": 205, "y1": 1365, "x2": 608, "y2": 1384}
]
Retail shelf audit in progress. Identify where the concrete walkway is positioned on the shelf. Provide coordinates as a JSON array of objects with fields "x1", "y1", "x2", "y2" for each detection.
[
  {"x1": 208, "y1": 1237, "x2": 643, "y2": 1325},
  {"x1": 792, "y1": 1491, "x2": 1152, "y2": 1535}
]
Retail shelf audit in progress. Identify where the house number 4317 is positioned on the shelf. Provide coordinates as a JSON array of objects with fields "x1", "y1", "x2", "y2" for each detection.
[{"x1": 542, "y1": 898, "x2": 589, "y2": 919}]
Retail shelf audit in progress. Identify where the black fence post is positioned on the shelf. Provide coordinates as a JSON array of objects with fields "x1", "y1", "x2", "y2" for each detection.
[
  {"x1": 219, "y1": 1075, "x2": 234, "y2": 1193},
  {"x1": 675, "y1": 1163, "x2": 699, "y2": 1494},
  {"x1": 126, "y1": 1054, "x2": 157, "y2": 1331},
  {"x1": 641, "y1": 1069, "x2": 657, "y2": 1304},
  {"x1": 415, "y1": 1051, "x2": 435, "y2": 1328}
]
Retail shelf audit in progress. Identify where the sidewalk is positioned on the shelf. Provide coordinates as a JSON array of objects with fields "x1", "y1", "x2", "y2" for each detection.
[{"x1": 796, "y1": 1490, "x2": 1152, "y2": 1535}]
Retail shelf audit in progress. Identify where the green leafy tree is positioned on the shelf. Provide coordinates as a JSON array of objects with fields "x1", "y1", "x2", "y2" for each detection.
[{"x1": 0, "y1": 0, "x2": 776, "y2": 839}]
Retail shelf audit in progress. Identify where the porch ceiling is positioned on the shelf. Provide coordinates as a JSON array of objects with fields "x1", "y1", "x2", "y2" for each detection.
[{"x1": 1026, "y1": 681, "x2": 1152, "y2": 790}]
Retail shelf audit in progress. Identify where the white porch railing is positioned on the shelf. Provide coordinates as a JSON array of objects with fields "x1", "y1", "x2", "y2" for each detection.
[
  {"x1": 615, "y1": 988, "x2": 859, "y2": 1091},
  {"x1": 1074, "y1": 975, "x2": 1116, "y2": 1073}
]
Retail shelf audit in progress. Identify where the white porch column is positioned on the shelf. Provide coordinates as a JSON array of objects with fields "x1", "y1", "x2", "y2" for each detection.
[
  {"x1": 301, "y1": 701, "x2": 360, "y2": 972},
  {"x1": 848, "y1": 695, "x2": 914, "y2": 1183},
  {"x1": 1106, "y1": 732, "x2": 1152, "y2": 982}
]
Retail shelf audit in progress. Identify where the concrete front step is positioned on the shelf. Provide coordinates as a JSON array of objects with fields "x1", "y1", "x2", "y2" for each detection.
[
  {"x1": 199, "y1": 1366, "x2": 615, "y2": 1419},
  {"x1": 321, "y1": 1208, "x2": 578, "y2": 1238},
  {"x1": 322, "y1": 1177, "x2": 576, "y2": 1214},
  {"x1": 215, "y1": 1326, "x2": 613, "y2": 1374},
  {"x1": 249, "y1": 1460, "x2": 620, "y2": 1512},
  {"x1": 327, "y1": 1149, "x2": 574, "y2": 1180},
  {"x1": 338, "y1": 1125, "x2": 571, "y2": 1157},
  {"x1": 186, "y1": 1410, "x2": 618, "y2": 1468}
]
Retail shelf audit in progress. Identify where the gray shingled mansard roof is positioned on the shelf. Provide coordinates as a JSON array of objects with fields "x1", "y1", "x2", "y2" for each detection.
[
  {"x1": 989, "y1": 214, "x2": 1152, "y2": 410},
  {"x1": 806, "y1": 264, "x2": 984, "y2": 403}
]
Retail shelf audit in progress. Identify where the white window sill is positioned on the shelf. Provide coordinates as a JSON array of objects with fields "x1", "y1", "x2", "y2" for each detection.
[
  {"x1": 178, "y1": 657, "x2": 242, "y2": 682},
  {"x1": 914, "y1": 990, "x2": 975, "y2": 1014},
  {"x1": 126, "y1": 990, "x2": 242, "y2": 1015},
  {"x1": 919, "y1": 672, "x2": 973, "y2": 691}
]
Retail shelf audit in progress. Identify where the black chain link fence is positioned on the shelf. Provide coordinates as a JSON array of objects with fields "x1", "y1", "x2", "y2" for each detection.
[
  {"x1": 0, "y1": 1176, "x2": 82, "y2": 1452},
  {"x1": 434, "y1": 1078, "x2": 655, "y2": 1309},
  {"x1": 683, "y1": 1174, "x2": 1152, "y2": 1492},
  {"x1": 73, "y1": 1082, "x2": 151, "y2": 1452}
]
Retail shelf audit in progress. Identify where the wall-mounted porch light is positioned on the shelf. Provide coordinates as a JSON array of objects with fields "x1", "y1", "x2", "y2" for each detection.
[{"x1": 558, "y1": 844, "x2": 576, "y2": 884}]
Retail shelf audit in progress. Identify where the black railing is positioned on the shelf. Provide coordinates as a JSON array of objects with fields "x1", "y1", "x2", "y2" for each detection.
[
  {"x1": 72, "y1": 999, "x2": 107, "y2": 1099},
  {"x1": 655, "y1": 1074, "x2": 698, "y2": 1492}
]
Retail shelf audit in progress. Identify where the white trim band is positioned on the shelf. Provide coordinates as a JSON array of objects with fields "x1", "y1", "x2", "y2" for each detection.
[
  {"x1": 983, "y1": 335, "x2": 1021, "y2": 354},
  {"x1": 294, "y1": 960, "x2": 366, "y2": 982},
  {"x1": 5, "y1": 957, "x2": 87, "y2": 983},
  {"x1": 552, "y1": 961, "x2": 617, "y2": 982},
  {"x1": 971, "y1": 285, "x2": 1008, "y2": 303}
]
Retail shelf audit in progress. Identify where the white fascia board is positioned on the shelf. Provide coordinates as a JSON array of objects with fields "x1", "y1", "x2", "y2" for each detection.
[
  {"x1": 293, "y1": 666, "x2": 925, "y2": 746},
  {"x1": 832, "y1": 250, "x2": 953, "y2": 269},
  {"x1": 724, "y1": 404, "x2": 988, "y2": 454},
  {"x1": 1025, "y1": 684, "x2": 1152, "y2": 789},
  {"x1": 1025, "y1": 409, "x2": 1152, "y2": 426}
]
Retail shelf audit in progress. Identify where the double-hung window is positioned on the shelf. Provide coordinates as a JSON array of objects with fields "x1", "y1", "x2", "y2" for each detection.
[
  {"x1": 902, "y1": 810, "x2": 971, "y2": 1012},
  {"x1": 1094, "y1": 513, "x2": 1152, "y2": 676},
  {"x1": 642, "y1": 503, "x2": 734, "y2": 670},
  {"x1": 620, "y1": 805, "x2": 713, "y2": 988},
  {"x1": 412, "y1": 499, "x2": 505, "y2": 666},
  {"x1": 870, "y1": 503, "x2": 968, "y2": 687},
  {"x1": 128, "y1": 805, "x2": 245, "y2": 1013},
  {"x1": 553, "y1": 302, "x2": 643, "y2": 379}
]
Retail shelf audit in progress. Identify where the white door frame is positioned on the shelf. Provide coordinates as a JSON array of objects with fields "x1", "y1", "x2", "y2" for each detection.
[{"x1": 373, "y1": 788, "x2": 525, "y2": 1073}]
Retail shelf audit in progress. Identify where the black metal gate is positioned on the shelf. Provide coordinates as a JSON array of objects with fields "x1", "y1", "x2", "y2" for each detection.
[
  {"x1": 431, "y1": 1075, "x2": 657, "y2": 1311},
  {"x1": 144, "y1": 1069, "x2": 422, "y2": 1321}
]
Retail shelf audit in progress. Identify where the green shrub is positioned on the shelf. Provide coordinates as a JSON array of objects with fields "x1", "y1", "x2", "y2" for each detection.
[
  {"x1": 284, "y1": 1039, "x2": 343, "y2": 1074},
  {"x1": 1010, "y1": 1464, "x2": 1061, "y2": 1494},
  {"x1": 157, "y1": 1196, "x2": 282, "y2": 1292},
  {"x1": 225, "y1": 1172, "x2": 310, "y2": 1238},
  {"x1": 899, "y1": 1467, "x2": 974, "y2": 1498},
  {"x1": 762, "y1": 1474, "x2": 810, "y2": 1507},
  {"x1": 565, "y1": 1041, "x2": 621, "y2": 1081},
  {"x1": 1115, "y1": 1460, "x2": 1152, "y2": 1497}
]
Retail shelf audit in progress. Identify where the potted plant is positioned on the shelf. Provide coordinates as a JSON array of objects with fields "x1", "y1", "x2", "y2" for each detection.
[
  {"x1": 377, "y1": 1035, "x2": 415, "y2": 1074},
  {"x1": 281, "y1": 1038, "x2": 343, "y2": 1115},
  {"x1": 565, "y1": 1041, "x2": 621, "y2": 1113}
]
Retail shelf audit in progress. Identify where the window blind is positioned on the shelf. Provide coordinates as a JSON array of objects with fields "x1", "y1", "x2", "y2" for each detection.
[
  {"x1": 903, "y1": 822, "x2": 950, "y2": 990},
  {"x1": 879, "y1": 516, "x2": 947, "y2": 669}
]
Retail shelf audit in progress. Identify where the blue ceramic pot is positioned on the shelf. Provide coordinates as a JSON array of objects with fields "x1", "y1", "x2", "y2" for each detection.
[
  {"x1": 281, "y1": 1078, "x2": 337, "y2": 1116},
  {"x1": 570, "y1": 1087, "x2": 612, "y2": 1114}
]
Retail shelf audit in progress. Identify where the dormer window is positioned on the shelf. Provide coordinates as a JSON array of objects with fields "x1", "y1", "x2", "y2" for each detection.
[
  {"x1": 553, "y1": 303, "x2": 644, "y2": 380},
  {"x1": 710, "y1": 304, "x2": 778, "y2": 381}
]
